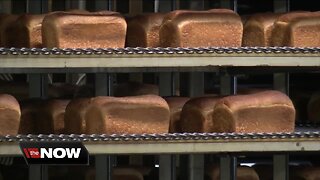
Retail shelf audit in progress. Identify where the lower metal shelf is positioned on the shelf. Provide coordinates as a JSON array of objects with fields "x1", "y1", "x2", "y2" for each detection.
[{"x1": 1, "y1": 130, "x2": 320, "y2": 156}]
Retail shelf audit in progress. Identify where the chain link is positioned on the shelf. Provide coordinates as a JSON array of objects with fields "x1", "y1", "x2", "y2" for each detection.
[
  {"x1": 0, "y1": 131, "x2": 317, "y2": 143},
  {"x1": 1, "y1": 47, "x2": 320, "y2": 56}
]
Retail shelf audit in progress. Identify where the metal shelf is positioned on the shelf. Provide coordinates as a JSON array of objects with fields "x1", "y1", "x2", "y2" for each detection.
[
  {"x1": 1, "y1": 131, "x2": 320, "y2": 156},
  {"x1": 1, "y1": 47, "x2": 320, "y2": 73}
]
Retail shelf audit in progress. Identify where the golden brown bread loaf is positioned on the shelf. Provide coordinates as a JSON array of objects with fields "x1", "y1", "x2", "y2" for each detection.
[
  {"x1": 126, "y1": 13, "x2": 165, "y2": 47},
  {"x1": 4, "y1": 14, "x2": 45, "y2": 48},
  {"x1": 271, "y1": 11, "x2": 320, "y2": 47},
  {"x1": 0, "y1": 14, "x2": 18, "y2": 47},
  {"x1": 160, "y1": 9, "x2": 243, "y2": 47},
  {"x1": 179, "y1": 96, "x2": 222, "y2": 133},
  {"x1": 85, "y1": 95, "x2": 170, "y2": 134},
  {"x1": 42, "y1": 12, "x2": 127, "y2": 48},
  {"x1": 114, "y1": 82, "x2": 159, "y2": 97},
  {"x1": 207, "y1": 165, "x2": 259, "y2": 180},
  {"x1": 64, "y1": 98, "x2": 90, "y2": 134},
  {"x1": 243, "y1": 13, "x2": 281, "y2": 46},
  {"x1": 0, "y1": 94, "x2": 20, "y2": 135},
  {"x1": 212, "y1": 90, "x2": 295, "y2": 133},
  {"x1": 164, "y1": 97, "x2": 190, "y2": 133},
  {"x1": 37, "y1": 99, "x2": 70, "y2": 134}
]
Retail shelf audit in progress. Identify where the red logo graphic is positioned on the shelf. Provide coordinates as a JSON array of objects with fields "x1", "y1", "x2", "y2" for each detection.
[{"x1": 23, "y1": 148, "x2": 40, "y2": 159}]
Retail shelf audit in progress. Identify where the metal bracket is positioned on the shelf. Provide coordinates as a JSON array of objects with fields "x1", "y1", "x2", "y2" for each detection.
[
  {"x1": 220, "y1": 155, "x2": 237, "y2": 180},
  {"x1": 273, "y1": 154, "x2": 289, "y2": 180}
]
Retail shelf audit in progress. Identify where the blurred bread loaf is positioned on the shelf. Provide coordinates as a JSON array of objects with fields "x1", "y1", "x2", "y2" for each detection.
[
  {"x1": 164, "y1": 97, "x2": 190, "y2": 133},
  {"x1": 0, "y1": 94, "x2": 20, "y2": 135},
  {"x1": 126, "y1": 13, "x2": 165, "y2": 47},
  {"x1": 179, "y1": 96, "x2": 222, "y2": 133},
  {"x1": 4, "y1": 14, "x2": 45, "y2": 48},
  {"x1": 243, "y1": 13, "x2": 281, "y2": 46}
]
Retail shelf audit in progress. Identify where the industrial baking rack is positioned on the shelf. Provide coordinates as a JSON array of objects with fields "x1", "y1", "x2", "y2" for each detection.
[{"x1": 0, "y1": 0, "x2": 320, "y2": 180}]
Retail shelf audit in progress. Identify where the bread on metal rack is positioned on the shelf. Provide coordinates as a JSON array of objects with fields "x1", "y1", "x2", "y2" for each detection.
[
  {"x1": 42, "y1": 11, "x2": 127, "y2": 48},
  {"x1": 159, "y1": 9, "x2": 243, "y2": 47},
  {"x1": 0, "y1": 94, "x2": 20, "y2": 135}
]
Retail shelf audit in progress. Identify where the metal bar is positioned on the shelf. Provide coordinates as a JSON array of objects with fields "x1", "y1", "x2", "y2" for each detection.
[
  {"x1": 96, "y1": 155, "x2": 113, "y2": 180},
  {"x1": 273, "y1": 73, "x2": 289, "y2": 95},
  {"x1": 220, "y1": 74, "x2": 237, "y2": 95},
  {"x1": 29, "y1": 74, "x2": 48, "y2": 99},
  {"x1": 66, "y1": 0, "x2": 86, "y2": 10},
  {"x1": 0, "y1": 0, "x2": 11, "y2": 13},
  {"x1": 274, "y1": 0, "x2": 289, "y2": 13},
  {"x1": 159, "y1": 72, "x2": 174, "y2": 96},
  {"x1": 220, "y1": 156, "x2": 237, "y2": 180},
  {"x1": 273, "y1": 154, "x2": 289, "y2": 180},
  {"x1": 94, "y1": 0, "x2": 109, "y2": 11},
  {"x1": 159, "y1": 155, "x2": 176, "y2": 180},
  {"x1": 29, "y1": 165, "x2": 41, "y2": 180},
  {"x1": 189, "y1": 154, "x2": 204, "y2": 180},
  {"x1": 95, "y1": 73, "x2": 113, "y2": 96}
]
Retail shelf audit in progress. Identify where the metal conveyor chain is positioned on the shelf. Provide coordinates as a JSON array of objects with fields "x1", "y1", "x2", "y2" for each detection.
[
  {"x1": 1, "y1": 47, "x2": 320, "y2": 55},
  {"x1": 0, "y1": 131, "x2": 319, "y2": 143}
]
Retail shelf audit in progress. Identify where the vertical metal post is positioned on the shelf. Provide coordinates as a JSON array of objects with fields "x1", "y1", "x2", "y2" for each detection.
[
  {"x1": 274, "y1": 0, "x2": 289, "y2": 13},
  {"x1": 220, "y1": 74, "x2": 237, "y2": 96},
  {"x1": 66, "y1": 0, "x2": 86, "y2": 10},
  {"x1": 220, "y1": 156, "x2": 237, "y2": 180},
  {"x1": 0, "y1": 0, "x2": 11, "y2": 13},
  {"x1": 159, "y1": 71, "x2": 176, "y2": 180},
  {"x1": 189, "y1": 154, "x2": 204, "y2": 180},
  {"x1": 220, "y1": 71, "x2": 237, "y2": 180},
  {"x1": 273, "y1": 155, "x2": 289, "y2": 180},
  {"x1": 94, "y1": 0, "x2": 109, "y2": 11},
  {"x1": 95, "y1": 73, "x2": 114, "y2": 180},
  {"x1": 273, "y1": 73, "x2": 289, "y2": 95},
  {"x1": 96, "y1": 155, "x2": 113, "y2": 180}
]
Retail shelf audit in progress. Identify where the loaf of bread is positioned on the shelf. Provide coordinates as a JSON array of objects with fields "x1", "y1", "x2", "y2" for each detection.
[
  {"x1": 160, "y1": 9, "x2": 243, "y2": 47},
  {"x1": 37, "y1": 99, "x2": 70, "y2": 134},
  {"x1": 212, "y1": 90, "x2": 295, "y2": 133},
  {"x1": 19, "y1": 99, "x2": 42, "y2": 134},
  {"x1": 164, "y1": 97, "x2": 190, "y2": 133},
  {"x1": 243, "y1": 13, "x2": 281, "y2": 46},
  {"x1": 0, "y1": 14, "x2": 18, "y2": 47},
  {"x1": 179, "y1": 96, "x2": 222, "y2": 133},
  {"x1": 126, "y1": 13, "x2": 165, "y2": 47},
  {"x1": 0, "y1": 94, "x2": 20, "y2": 135},
  {"x1": 42, "y1": 12, "x2": 127, "y2": 48},
  {"x1": 114, "y1": 82, "x2": 159, "y2": 97},
  {"x1": 271, "y1": 11, "x2": 320, "y2": 47},
  {"x1": 290, "y1": 166, "x2": 320, "y2": 180},
  {"x1": 64, "y1": 98, "x2": 90, "y2": 134},
  {"x1": 207, "y1": 165, "x2": 259, "y2": 180},
  {"x1": 4, "y1": 14, "x2": 45, "y2": 48},
  {"x1": 85, "y1": 95, "x2": 170, "y2": 134}
]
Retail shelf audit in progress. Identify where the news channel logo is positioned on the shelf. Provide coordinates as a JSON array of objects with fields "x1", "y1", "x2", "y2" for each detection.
[{"x1": 19, "y1": 142, "x2": 89, "y2": 165}]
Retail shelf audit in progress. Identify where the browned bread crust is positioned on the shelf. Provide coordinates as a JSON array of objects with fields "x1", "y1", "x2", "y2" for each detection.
[
  {"x1": 164, "y1": 97, "x2": 190, "y2": 133},
  {"x1": 160, "y1": 9, "x2": 243, "y2": 47},
  {"x1": 179, "y1": 96, "x2": 222, "y2": 133},
  {"x1": 0, "y1": 94, "x2": 20, "y2": 135},
  {"x1": 126, "y1": 13, "x2": 165, "y2": 47},
  {"x1": 243, "y1": 13, "x2": 281, "y2": 46},
  {"x1": 4, "y1": 14, "x2": 45, "y2": 48},
  {"x1": 212, "y1": 90, "x2": 295, "y2": 133},
  {"x1": 85, "y1": 95, "x2": 170, "y2": 134},
  {"x1": 42, "y1": 12, "x2": 126, "y2": 48}
]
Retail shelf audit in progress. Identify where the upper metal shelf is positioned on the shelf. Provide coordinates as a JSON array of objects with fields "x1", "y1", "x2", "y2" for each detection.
[
  {"x1": 1, "y1": 47, "x2": 320, "y2": 73},
  {"x1": 1, "y1": 131, "x2": 320, "y2": 156}
]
